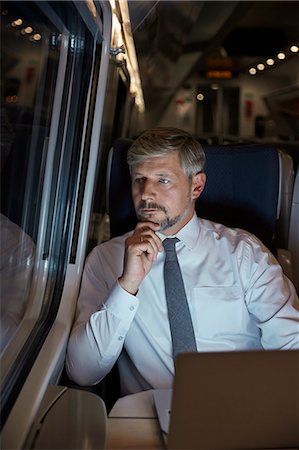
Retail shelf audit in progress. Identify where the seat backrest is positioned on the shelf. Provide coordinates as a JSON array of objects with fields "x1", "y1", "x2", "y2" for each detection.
[
  {"x1": 107, "y1": 139, "x2": 281, "y2": 252},
  {"x1": 196, "y1": 143, "x2": 280, "y2": 251},
  {"x1": 275, "y1": 150, "x2": 294, "y2": 248},
  {"x1": 106, "y1": 138, "x2": 136, "y2": 238},
  {"x1": 288, "y1": 166, "x2": 299, "y2": 292}
]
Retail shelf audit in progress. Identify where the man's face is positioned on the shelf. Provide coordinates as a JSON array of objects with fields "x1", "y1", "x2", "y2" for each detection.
[{"x1": 131, "y1": 152, "x2": 205, "y2": 235}]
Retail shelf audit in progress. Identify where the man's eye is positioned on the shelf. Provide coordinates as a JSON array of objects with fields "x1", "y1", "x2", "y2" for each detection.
[
  {"x1": 159, "y1": 178, "x2": 170, "y2": 184},
  {"x1": 134, "y1": 178, "x2": 143, "y2": 184}
]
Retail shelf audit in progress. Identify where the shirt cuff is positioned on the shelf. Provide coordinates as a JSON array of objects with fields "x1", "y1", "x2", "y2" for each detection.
[{"x1": 102, "y1": 280, "x2": 140, "y2": 325}]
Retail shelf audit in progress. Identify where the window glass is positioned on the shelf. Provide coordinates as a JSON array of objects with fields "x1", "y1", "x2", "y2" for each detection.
[{"x1": 1, "y1": 1, "x2": 61, "y2": 353}]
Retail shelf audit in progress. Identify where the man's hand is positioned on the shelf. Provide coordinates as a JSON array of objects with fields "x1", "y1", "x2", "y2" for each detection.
[{"x1": 118, "y1": 222, "x2": 163, "y2": 294}]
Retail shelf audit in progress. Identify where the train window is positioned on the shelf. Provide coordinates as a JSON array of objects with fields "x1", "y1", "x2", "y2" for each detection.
[
  {"x1": 1, "y1": 1, "x2": 62, "y2": 353},
  {"x1": 0, "y1": 0, "x2": 99, "y2": 426}
]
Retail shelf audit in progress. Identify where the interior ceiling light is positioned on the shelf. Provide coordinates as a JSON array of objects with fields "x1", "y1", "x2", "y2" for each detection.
[
  {"x1": 277, "y1": 52, "x2": 286, "y2": 60},
  {"x1": 33, "y1": 33, "x2": 41, "y2": 41},
  {"x1": 246, "y1": 43, "x2": 297, "y2": 76},
  {"x1": 13, "y1": 18, "x2": 23, "y2": 26},
  {"x1": 196, "y1": 93, "x2": 204, "y2": 101},
  {"x1": 249, "y1": 67, "x2": 257, "y2": 75}
]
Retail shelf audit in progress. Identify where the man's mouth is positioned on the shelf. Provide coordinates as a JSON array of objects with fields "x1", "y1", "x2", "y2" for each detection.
[
  {"x1": 142, "y1": 208, "x2": 159, "y2": 213},
  {"x1": 138, "y1": 202, "x2": 167, "y2": 215}
]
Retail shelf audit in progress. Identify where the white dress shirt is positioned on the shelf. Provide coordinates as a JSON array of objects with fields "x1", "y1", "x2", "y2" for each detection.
[{"x1": 66, "y1": 214, "x2": 299, "y2": 395}]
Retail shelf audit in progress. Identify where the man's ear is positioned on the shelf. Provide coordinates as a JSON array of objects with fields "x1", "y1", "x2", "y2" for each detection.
[{"x1": 191, "y1": 172, "x2": 206, "y2": 200}]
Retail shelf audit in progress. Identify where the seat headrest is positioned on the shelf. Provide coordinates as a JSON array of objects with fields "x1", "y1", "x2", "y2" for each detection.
[
  {"x1": 107, "y1": 138, "x2": 136, "y2": 238},
  {"x1": 197, "y1": 144, "x2": 279, "y2": 250}
]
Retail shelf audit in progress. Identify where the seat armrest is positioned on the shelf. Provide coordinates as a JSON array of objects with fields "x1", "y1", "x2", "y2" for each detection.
[{"x1": 26, "y1": 385, "x2": 107, "y2": 449}]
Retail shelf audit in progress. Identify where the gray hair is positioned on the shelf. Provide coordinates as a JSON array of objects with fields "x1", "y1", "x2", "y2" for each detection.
[{"x1": 127, "y1": 127, "x2": 205, "y2": 178}]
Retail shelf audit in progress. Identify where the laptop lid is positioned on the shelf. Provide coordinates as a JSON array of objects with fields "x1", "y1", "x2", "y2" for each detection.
[{"x1": 167, "y1": 350, "x2": 299, "y2": 449}]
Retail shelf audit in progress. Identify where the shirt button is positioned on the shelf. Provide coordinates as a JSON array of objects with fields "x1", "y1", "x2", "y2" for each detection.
[
  {"x1": 129, "y1": 305, "x2": 135, "y2": 311},
  {"x1": 118, "y1": 336, "x2": 123, "y2": 341}
]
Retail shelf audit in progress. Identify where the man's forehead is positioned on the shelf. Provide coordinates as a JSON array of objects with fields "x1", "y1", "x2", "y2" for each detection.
[{"x1": 131, "y1": 153, "x2": 181, "y2": 173}]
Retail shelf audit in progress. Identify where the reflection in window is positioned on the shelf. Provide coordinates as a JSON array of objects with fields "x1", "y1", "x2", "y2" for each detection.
[
  {"x1": 0, "y1": 1, "x2": 61, "y2": 352},
  {"x1": 0, "y1": 214, "x2": 35, "y2": 352}
]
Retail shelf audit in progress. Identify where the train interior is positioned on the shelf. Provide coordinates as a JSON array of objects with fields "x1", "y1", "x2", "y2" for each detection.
[{"x1": 1, "y1": 1, "x2": 299, "y2": 448}]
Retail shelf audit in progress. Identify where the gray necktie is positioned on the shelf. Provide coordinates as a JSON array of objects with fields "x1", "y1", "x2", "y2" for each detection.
[{"x1": 163, "y1": 238, "x2": 197, "y2": 359}]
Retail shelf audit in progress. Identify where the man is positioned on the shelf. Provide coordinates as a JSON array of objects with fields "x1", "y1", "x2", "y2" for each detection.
[{"x1": 66, "y1": 127, "x2": 299, "y2": 395}]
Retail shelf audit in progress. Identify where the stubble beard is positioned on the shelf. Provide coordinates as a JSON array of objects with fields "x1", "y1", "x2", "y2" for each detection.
[{"x1": 136, "y1": 201, "x2": 190, "y2": 232}]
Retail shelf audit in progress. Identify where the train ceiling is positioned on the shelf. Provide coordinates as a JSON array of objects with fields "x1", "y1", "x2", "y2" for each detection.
[{"x1": 127, "y1": 0, "x2": 299, "y2": 118}]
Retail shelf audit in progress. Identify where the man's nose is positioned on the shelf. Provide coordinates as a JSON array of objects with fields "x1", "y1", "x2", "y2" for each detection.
[{"x1": 141, "y1": 179, "x2": 156, "y2": 200}]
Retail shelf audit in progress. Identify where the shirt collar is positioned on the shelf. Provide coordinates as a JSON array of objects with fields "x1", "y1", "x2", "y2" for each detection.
[{"x1": 157, "y1": 213, "x2": 200, "y2": 250}]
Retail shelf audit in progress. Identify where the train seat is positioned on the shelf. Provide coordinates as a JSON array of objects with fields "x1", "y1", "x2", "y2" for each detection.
[
  {"x1": 107, "y1": 138, "x2": 293, "y2": 252},
  {"x1": 288, "y1": 167, "x2": 299, "y2": 291},
  {"x1": 195, "y1": 143, "x2": 280, "y2": 253},
  {"x1": 107, "y1": 138, "x2": 137, "y2": 238},
  {"x1": 275, "y1": 149, "x2": 295, "y2": 249}
]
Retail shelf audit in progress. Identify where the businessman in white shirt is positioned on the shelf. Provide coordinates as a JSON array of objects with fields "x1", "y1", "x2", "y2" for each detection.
[{"x1": 66, "y1": 127, "x2": 299, "y2": 395}]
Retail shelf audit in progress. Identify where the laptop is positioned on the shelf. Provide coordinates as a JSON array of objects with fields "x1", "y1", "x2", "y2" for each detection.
[{"x1": 154, "y1": 350, "x2": 299, "y2": 449}]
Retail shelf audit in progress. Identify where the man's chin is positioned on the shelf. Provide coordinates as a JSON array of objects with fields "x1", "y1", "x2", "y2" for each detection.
[
  {"x1": 138, "y1": 217, "x2": 180, "y2": 233},
  {"x1": 138, "y1": 216, "x2": 162, "y2": 228}
]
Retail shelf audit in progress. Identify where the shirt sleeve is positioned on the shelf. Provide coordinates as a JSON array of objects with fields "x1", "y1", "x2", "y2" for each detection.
[
  {"x1": 241, "y1": 235, "x2": 299, "y2": 349},
  {"x1": 66, "y1": 246, "x2": 139, "y2": 386}
]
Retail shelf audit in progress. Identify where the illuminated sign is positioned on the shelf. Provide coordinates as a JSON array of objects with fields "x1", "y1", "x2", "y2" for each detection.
[{"x1": 206, "y1": 70, "x2": 233, "y2": 79}]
